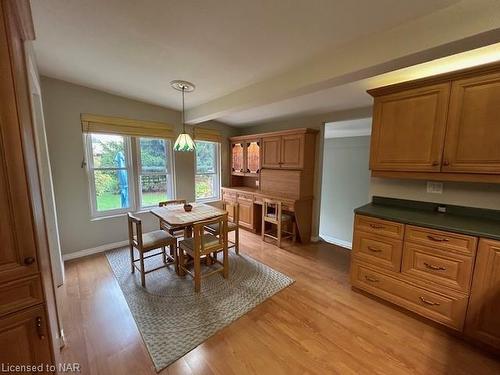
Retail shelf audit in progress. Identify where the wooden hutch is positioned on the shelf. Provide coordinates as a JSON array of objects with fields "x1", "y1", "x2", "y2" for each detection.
[{"x1": 222, "y1": 128, "x2": 318, "y2": 243}]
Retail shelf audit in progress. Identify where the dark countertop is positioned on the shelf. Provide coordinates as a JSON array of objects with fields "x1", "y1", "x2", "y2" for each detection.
[{"x1": 355, "y1": 196, "x2": 500, "y2": 241}]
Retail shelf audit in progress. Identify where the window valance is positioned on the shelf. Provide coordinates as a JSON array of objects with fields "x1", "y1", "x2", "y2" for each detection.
[
  {"x1": 193, "y1": 127, "x2": 223, "y2": 142},
  {"x1": 81, "y1": 113, "x2": 175, "y2": 139}
]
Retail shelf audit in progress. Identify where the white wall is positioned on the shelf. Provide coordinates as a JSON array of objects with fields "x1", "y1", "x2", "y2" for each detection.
[
  {"x1": 41, "y1": 77, "x2": 237, "y2": 255},
  {"x1": 319, "y1": 136, "x2": 371, "y2": 248}
]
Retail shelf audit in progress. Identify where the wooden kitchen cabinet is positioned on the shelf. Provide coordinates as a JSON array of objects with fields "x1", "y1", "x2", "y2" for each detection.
[
  {"x1": 231, "y1": 139, "x2": 260, "y2": 175},
  {"x1": 261, "y1": 129, "x2": 315, "y2": 170},
  {"x1": 369, "y1": 62, "x2": 500, "y2": 183},
  {"x1": 369, "y1": 83, "x2": 450, "y2": 172},
  {"x1": 261, "y1": 136, "x2": 281, "y2": 168},
  {"x1": 0, "y1": 305, "x2": 52, "y2": 369},
  {"x1": 443, "y1": 72, "x2": 500, "y2": 174},
  {"x1": 231, "y1": 142, "x2": 245, "y2": 174},
  {"x1": 465, "y1": 238, "x2": 500, "y2": 350},
  {"x1": 237, "y1": 194, "x2": 254, "y2": 229},
  {"x1": 281, "y1": 134, "x2": 304, "y2": 169},
  {"x1": 0, "y1": 0, "x2": 59, "y2": 368}
]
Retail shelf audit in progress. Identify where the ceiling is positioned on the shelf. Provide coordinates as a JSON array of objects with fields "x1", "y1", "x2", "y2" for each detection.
[
  {"x1": 220, "y1": 42, "x2": 500, "y2": 125},
  {"x1": 31, "y1": 0, "x2": 500, "y2": 127}
]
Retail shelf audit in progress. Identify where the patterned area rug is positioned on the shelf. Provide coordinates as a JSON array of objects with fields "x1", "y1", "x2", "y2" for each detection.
[{"x1": 106, "y1": 247, "x2": 294, "y2": 372}]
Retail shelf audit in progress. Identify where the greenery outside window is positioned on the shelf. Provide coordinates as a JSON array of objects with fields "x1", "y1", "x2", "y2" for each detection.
[
  {"x1": 86, "y1": 133, "x2": 175, "y2": 218},
  {"x1": 195, "y1": 140, "x2": 221, "y2": 202}
]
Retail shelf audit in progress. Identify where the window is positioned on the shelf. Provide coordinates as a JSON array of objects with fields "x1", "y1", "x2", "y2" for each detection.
[
  {"x1": 86, "y1": 133, "x2": 174, "y2": 218},
  {"x1": 195, "y1": 140, "x2": 221, "y2": 202}
]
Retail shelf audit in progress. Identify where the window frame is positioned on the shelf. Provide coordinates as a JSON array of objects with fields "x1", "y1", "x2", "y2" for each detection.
[
  {"x1": 194, "y1": 140, "x2": 221, "y2": 203},
  {"x1": 135, "y1": 137, "x2": 176, "y2": 210},
  {"x1": 84, "y1": 133, "x2": 176, "y2": 219}
]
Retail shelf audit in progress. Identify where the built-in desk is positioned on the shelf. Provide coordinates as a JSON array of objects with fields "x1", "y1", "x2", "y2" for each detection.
[{"x1": 221, "y1": 186, "x2": 313, "y2": 243}]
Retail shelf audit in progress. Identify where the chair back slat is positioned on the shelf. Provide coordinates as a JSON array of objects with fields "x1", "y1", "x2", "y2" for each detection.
[
  {"x1": 263, "y1": 198, "x2": 281, "y2": 225},
  {"x1": 193, "y1": 214, "x2": 228, "y2": 255},
  {"x1": 127, "y1": 212, "x2": 143, "y2": 249},
  {"x1": 222, "y1": 200, "x2": 239, "y2": 224}
]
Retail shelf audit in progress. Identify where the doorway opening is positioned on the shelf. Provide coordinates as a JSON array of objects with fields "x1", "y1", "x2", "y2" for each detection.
[{"x1": 319, "y1": 118, "x2": 371, "y2": 249}]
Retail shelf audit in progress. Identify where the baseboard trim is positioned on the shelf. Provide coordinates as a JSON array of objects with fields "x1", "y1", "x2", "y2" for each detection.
[
  {"x1": 319, "y1": 234, "x2": 352, "y2": 250},
  {"x1": 62, "y1": 240, "x2": 129, "y2": 261}
]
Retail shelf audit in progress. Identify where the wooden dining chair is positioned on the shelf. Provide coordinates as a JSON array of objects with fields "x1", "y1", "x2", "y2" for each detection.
[
  {"x1": 128, "y1": 213, "x2": 177, "y2": 288},
  {"x1": 204, "y1": 200, "x2": 240, "y2": 254},
  {"x1": 158, "y1": 199, "x2": 187, "y2": 237},
  {"x1": 178, "y1": 214, "x2": 229, "y2": 292},
  {"x1": 261, "y1": 198, "x2": 296, "y2": 248}
]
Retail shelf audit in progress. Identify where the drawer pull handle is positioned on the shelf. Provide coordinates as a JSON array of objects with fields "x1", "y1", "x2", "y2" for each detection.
[
  {"x1": 367, "y1": 246, "x2": 382, "y2": 253},
  {"x1": 369, "y1": 224, "x2": 385, "y2": 229},
  {"x1": 35, "y1": 317, "x2": 46, "y2": 339},
  {"x1": 419, "y1": 296, "x2": 440, "y2": 306},
  {"x1": 424, "y1": 262, "x2": 446, "y2": 271},
  {"x1": 365, "y1": 275, "x2": 380, "y2": 282},
  {"x1": 24, "y1": 257, "x2": 35, "y2": 265},
  {"x1": 427, "y1": 235, "x2": 449, "y2": 242}
]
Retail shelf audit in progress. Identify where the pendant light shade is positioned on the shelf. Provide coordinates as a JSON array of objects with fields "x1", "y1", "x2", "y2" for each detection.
[
  {"x1": 173, "y1": 132, "x2": 195, "y2": 152},
  {"x1": 171, "y1": 80, "x2": 195, "y2": 152}
]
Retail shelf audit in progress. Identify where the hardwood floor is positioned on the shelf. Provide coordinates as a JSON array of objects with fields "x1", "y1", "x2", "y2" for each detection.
[{"x1": 60, "y1": 230, "x2": 500, "y2": 374}]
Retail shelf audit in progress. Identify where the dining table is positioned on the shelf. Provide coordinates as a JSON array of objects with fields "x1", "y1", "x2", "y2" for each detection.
[{"x1": 150, "y1": 202, "x2": 227, "y2": 238}]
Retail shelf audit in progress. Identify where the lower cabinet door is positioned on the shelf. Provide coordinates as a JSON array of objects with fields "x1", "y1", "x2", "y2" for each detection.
[
  {"x1": 0, "y1": 305, "x2": 53, "y2": 371},
  {"x1": 238, "y1": 200, "x2": 254, "y2": 229},
  {"x1": 465, "y1": 239, "x2": 500, "y2": 350}
]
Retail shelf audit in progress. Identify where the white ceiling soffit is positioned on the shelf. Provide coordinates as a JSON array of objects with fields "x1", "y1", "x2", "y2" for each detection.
[
  {"x1": 219, "y1": 41, "x2": 500, "y2": 126},
  {"x1": 324, "y1": 119, "x2": 372, "y2": 139},
  {"x1": 186, "y1": 0, "x2": 500, "y2": 124}
]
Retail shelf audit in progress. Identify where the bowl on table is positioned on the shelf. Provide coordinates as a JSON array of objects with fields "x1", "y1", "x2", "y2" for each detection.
[{"x1": 183, "y1": 204, "x2": 193, "y2": 212}]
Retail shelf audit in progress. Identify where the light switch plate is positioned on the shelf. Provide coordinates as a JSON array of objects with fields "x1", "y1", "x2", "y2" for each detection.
[{"x1": 427, "y1": 181, "x2": 443, "y2": 194}]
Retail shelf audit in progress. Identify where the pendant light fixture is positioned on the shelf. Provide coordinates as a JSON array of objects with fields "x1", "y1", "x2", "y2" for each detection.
[{"x1": 171, "y1": 80, "x2": 196, "y2": 152}]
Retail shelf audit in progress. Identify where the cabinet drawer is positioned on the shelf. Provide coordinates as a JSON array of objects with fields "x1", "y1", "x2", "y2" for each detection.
[
  {"x1": 354, "y1": 215, "x2": 404, "y2": 240},
  {"x1": 237, "y1": 193, "x2": 254, "y2": 202},
  {"x1": 222, "y1": 190, "x2": 237, "y2": 202},
  {"x1": 402, "y1": 243, "x2": 474, "y2": 293},
  {"x1": 0, "y1": 275, "x2": 43, "y2": 317},
  {"x1": 352, "y1": 262, "x2": 468, "y2": 330},
  {"x1": 405, "y1": 226, "x2": 477, "y2": 256},
  {"x1": 352, "y1": 231, "x2": 403, "y2": 271}
]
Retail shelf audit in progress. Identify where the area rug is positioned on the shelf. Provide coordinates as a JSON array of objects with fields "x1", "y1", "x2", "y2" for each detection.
[{"x1": 105, "y1": 247, "x2": 294, "y2": 372}]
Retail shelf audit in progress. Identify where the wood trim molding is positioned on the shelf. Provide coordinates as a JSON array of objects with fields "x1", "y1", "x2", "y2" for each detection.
[
  {"x1": 62, "y1": 240, "x2": 130, "y2": 261},
  {"x1": 368, "y1": 61, "x2": 500, "y2": 97},
  {"x1": 371, "y1": 170, "x2": 500, "y2": 184},
  {"x1": 229, "y1": 127, "x2": 318, "y2": 141},
  {"x1": 4, "y1": 0, "x2": 35, "y2": 41}
]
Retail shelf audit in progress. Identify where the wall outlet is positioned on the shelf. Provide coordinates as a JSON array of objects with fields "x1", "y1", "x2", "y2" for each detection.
[
  {"x1": 255, "y1": 180, "x2": 259, "y2": 187},
  {"x1": 427, "y1": 181, "x2": 443, "y2": 194}
]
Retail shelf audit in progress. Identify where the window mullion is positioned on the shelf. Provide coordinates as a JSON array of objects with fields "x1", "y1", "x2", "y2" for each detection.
[{"x1": 130, "y1": 136, "x2": 140, "y2": 212}]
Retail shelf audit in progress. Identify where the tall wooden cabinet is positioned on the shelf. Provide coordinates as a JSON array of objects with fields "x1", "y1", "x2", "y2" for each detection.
[
  {"x1": 465, "y1": 238, "x2": 500, "y2": 350},
  {"x1": 0, "y1": 0, "x2": 59, "y2": 370},
  {"x1": 368, "y1": 62, "x2": 500, "y2": 183}
]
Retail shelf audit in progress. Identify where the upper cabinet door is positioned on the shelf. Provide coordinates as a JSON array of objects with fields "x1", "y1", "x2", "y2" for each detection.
[
  {"x1": 246, "y1": 140, "x2": 260, "y2": 174},
  {"x1": 465, "y1": 238, "x2": 500, "y2": 350},
  {"x1": 443, "y1": 72, "x2": 500, "y2": 174},
  {"x1": 231, "y1": 142, "x2": 244, "y2": 174},
  {"x1": 370, "y1": 83, "x2": 450, "y2": 172},
  {"x1": 261, "y1": 136, "x2": 281, "y2": 168},
  {"x1": 281, "y1": 134, "x2": 304, "y2": 169}
]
